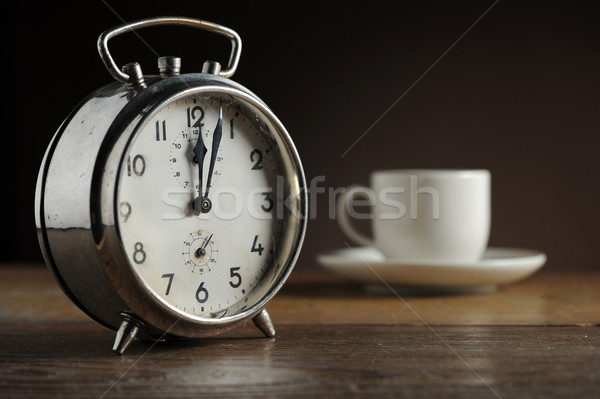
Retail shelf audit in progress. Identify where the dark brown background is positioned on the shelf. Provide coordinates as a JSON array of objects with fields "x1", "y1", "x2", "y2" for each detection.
[{"x1": 4, "y1": 1, "x2": 599, "y2": 271}]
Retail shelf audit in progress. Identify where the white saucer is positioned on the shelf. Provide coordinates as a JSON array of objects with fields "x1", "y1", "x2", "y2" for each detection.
[{"x1": 316, "y1": 247, "x2": 546, "y2": 291}]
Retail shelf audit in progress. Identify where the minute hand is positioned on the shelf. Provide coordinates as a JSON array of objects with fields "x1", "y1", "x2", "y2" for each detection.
[{"x1": 204, "y1": 102, "x2": 223, "y2": 198}]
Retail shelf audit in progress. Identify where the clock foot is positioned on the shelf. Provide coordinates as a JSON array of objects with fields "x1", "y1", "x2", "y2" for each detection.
[
  {"x1": 112, "y1": 313, "x2": 144, "y2": 355},
  {"x1": 252, "y1": 308, "x2": 276, "y2": 338}
]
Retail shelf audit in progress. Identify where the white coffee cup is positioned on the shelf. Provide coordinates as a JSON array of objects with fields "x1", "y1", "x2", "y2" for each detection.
[{"x1": 336, "y1": 169, "x2": 491, "y2": 262}]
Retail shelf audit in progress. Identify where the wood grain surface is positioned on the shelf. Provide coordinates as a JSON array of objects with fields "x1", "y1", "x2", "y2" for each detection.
[{"x1": 1, "y1": 265, "x2": 599, "y2": 398}]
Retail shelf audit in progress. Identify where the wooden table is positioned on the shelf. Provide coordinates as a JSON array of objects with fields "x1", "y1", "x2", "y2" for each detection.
[{"x1": 1, "y1": 264, "x2": 599, "y2": 398}]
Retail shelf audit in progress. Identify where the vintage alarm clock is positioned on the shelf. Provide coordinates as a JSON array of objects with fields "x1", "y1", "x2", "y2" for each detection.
[{"x1": 34, "y1": 17, "x2": 307, "y2": 354}]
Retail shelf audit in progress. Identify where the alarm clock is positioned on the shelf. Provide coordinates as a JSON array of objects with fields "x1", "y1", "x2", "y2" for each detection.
[{"x1": 34, "y1": 16, "x2": 307, "y2": 354}]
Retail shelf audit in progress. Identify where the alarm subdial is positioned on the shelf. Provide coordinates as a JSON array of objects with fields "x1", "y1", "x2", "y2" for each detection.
[
  {"x1": 182, "y1": 230, "x2": 218, "y2": 274},
  {"x1": 169, "y1": 128, "x2": 224, "y2": 190}
]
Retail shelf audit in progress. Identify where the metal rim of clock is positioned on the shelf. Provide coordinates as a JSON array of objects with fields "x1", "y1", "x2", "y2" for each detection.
[
  {"x1": 97, "y1": 82, "x2": 308, "y2": 336},
  {"x1": 98, "y1": 16, "x2": 242, "y2": 82}
]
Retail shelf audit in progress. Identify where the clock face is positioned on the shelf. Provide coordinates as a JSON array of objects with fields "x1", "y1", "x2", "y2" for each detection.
[{"x1": 116, "y1": 91, "x2": 298, "y2": 320}]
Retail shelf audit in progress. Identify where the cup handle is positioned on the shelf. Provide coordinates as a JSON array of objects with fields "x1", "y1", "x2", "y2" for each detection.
[{"x1": 336, "y1": 185, "x2": 375, "y2": 247}]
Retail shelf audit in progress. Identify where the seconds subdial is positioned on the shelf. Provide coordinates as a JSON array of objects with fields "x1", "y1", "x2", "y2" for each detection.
[{"x1": 182, "y1": 230, "x2": 218, "y2": 274}]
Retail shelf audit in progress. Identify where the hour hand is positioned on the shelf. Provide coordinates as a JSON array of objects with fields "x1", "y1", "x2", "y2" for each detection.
[{"x1": 192, "y1": 131, "x2": 208, "y2": 214}]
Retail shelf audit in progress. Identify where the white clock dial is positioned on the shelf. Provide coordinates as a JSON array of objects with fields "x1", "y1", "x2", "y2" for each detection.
[{"x1": 117, "y1": 93, "x2": 284, "y2": 319}]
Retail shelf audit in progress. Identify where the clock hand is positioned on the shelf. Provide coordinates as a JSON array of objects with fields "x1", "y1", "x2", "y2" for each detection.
[
  {"x1": 196, "y1": 234, "x2": 213, "y2": 258},
  {"x1": 192, "y1": 123, "x2": 208, "y2": 214},
  {"x1": 204, "y1": 101, "x2": 223, "y2": 199}
]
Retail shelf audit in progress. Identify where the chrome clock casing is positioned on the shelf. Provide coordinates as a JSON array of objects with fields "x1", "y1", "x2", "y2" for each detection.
[{"x1": 35, "y1": 72, "x2": 307, "y2": 340}]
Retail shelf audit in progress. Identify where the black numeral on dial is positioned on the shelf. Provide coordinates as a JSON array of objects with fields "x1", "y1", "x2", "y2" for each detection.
[
  {"x1": 195, "y1": 282, "x2": 209, "y2": 303},
  {"x1": 155, "y1": 120, "x2": 167, "y2": 141},
  {"x1": 229, "y1": 267, "x2": 242, "y2": 288},
  {"x1": 133, "y1": 242, "x2": 146, "y2": 264},
  {"x1": 119, "y1": 201, "x2": 132, "y2": 222},
  {"x1": 127, "y1": 155, "x2": 146, "y2": 176},
  {"x1": 250, "y1": 149, "x2": 263, "y2": 170},
  {"x1": 187, "y1": 106, "x2": 205, "y2": 128},
  {"x1": 161, "y1": 273, "x2": 174, "y2": 295},
  {"x1": 251, "y1": 235, "x2": 264, "y2": 256},
  {"x1": 260, "y1": 192, "x2": 273, "y2": 212}
]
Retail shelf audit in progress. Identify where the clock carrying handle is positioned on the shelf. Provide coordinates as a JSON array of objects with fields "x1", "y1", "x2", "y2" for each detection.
[{"x1": 97, "y1": 16, "x2": 242, "y2": 82}]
